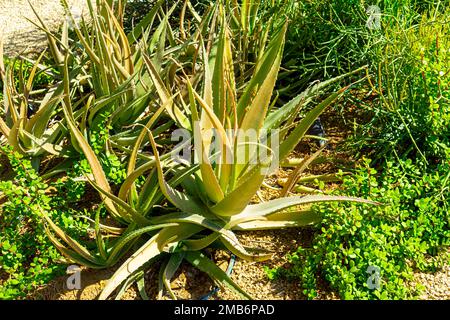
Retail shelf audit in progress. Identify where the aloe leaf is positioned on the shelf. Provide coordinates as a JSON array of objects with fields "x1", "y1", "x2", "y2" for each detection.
[
  {"x1": 115, "y1": 270, "x2": 144, "y2": 300},
  {"x1": 210, "y1": 159, "x2": 270, "y2": 217},
  {"x1": 149, "y1": 212, "x2": 266, "y2": 262},
  {"x1": 219, "y1": 233, "x2": 273, "y2": 262},
  {"x1": 20, "y1": 128, "x2": 69, "y2": 157},
  {"x1": 296, "y1": 173, "x2": 350, "y2": 184},
  {"x1": 149, "y1": 2, "x2": 179, "y2": 70},
  {"x1": 139, "y1": 163, "x2": 202, "y2": 215},
  {"x1": 44, "y1": 227, "x2": 104, "y2": 269},
  {"x1": 29, "y1": 2, "x2": 65, "y2": 64},
  {"x1": 189, "y1": 81, "x2": 232, "y2": 154},
  {"x1": 230, "y1": 195, "x2": 380, "y2": 226},
  {"x1": 142, "y1": 54, "x2": 190, "y2": 129},
  {"x1": 95, "y1": 207, "x2": 108, "y2": 261},
  {"x1": 136, "y1": 168, "x2": 159, "y2": 211},
  {"x1": 181, "y1": 232, "x2": 220, "y2": 251},
  {"x1": 0, "y1": 117, "x2": 11, "y2": 137},
  {"x1": 211, "y1": 12, "x2": 235, "y2": 122},
  {"x1": 189, "y1": 79, "x2": 234, "y2": 191},
  {"x1": 127, "y1": 0, "x2": 165, "y2": 44},
  {"x1": 232, "y1": 210, "x2": 322, "y2": 231},
  {"x1": 264, "y1": 66, "x2": 368, "y2": 131},
  {"x1": 184, "y1": 251, "x2": 252, "y2": 299},
  {"x1": 136, "y1": 271, "x2": 149, "y2": 300},
  {"x1": 186, "y1": 0, "x2": 202, "y2": 23},
  {"x1": 99, "y1": 224, "x2": 202, "y2": 300},
  {"x1": 40, "y1": 208, "x2": 103, "y2": 265},
  {"x1": 26, "y1": 87, "x2": 63, "y2": 137},
  {"x1": 162, "y1": 252, "x2": 185, "y2": 300},
  {"x1": 85, "y1": 175, "x2": 151, "y2": 226},
  {"x1": 149, "y1": 212, "x2": 227, "y2": 236},
  {"x1": 278, "y1": 86, "x2": 349, "y2": 161},
  {"x1": 239, "y1": 22, "x2": 287, "y2": 132},
  {"x1": 118, "y1": 139, "x2": 193, "y2": 203},
  {"x1": 236, "y1": 22, "x2": 287, "y2": 121},
  {"x1": 188, "y1": 80, "x2": 224, "y2": 202},
  {"x1": 103, "y1": 3, "x2": 134, "y2": 75},
  {"x1": 60, "y1": 54, "x2": 120, "y2": 218},
  {"x1": 147, "y1": 126, "x2": 210, "y2": 216},
  {"x1": 281, "y1": 146, "x2": 326, "y2": 196},
  {"x1": 121, "y1": 101, "x2": 167, "y2": 204},
  {"x1": 106, "y1": 223, "x2": 178, "y2": 266}
]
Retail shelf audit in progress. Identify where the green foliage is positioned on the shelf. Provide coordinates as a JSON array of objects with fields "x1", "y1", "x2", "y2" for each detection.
[
  {"x1": 0, "y1": 57, "x2": 55, "y2": 101},
  {"x1": 268, "y1": 158, "x2": 449, "y2": 300},
  {"x1": 278, "y1": 0, "x2": 444, "y2": 84},
  {"x1": 346, "y1": 5, "x2": 450, "y2": 162},
  {"x1": 0, "y1": 146, "x2": 92, "y2": 299},
  {"x1": 89, "y1": 117, "x2": 127, "y2": 185}
]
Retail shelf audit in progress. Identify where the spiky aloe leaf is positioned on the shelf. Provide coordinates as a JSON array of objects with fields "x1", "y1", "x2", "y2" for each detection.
[
  {"x1": 210, "y1": 153, "x2": 271, "y2": 216},
  {"x1": 60, "y1": 55, "x2": 121, "y2": 220},
  {"x1": 219, "y1": 233, "x2": 273, "y2": 262},
  {"x1": 85, "y1": 175, "x2": 151, "y2": 226},
  {"x1": 127, "y1": 0, "x2": 165, "y2": 44},
  {"x1": 238, "y1": 22, "x2": 287, "y2": 132},
  {"x1": 44, "y1": 226, "x2": 104, "y2": 269},
  {"x1": 228, "y1": 195, "x2": 380, "y2": 228},
  {"x1": 115, "y1": 270, "x2": 147, "y2": 300},
  {"x1": 106, "y1": 223, "x2": 178, "y2": 266},
  {"x1": 210, "y1": 10, "x2": 235, "y2": 122},
  {"x1": 184, "y1": 251, "x2": 252, "y2": 299},
  {"x1": 99, "y1": 224, "x2": 202, "y2": 300},
  {"x1": 263, "y1": 66, "x2": 368, "y2": 131},
  {"x1": 142, "y1": 54, "x2": 190, "y2": 129},
  {"x1": 146, "y1": 125, "x2": 211, "y2": 216},
  {"x1": 232, "y1": 210, "x2": 322, "y2": 231},
  {"x1": 180, "y1": 232, "x2": 220, "y2": 251},
  {"x1": 162, "y1": 252, "x2": 185, "y2": 300},
  {"x1": 280, "y1": 145, "x2": 325, "y2": 196},
  {"x1": 278, "y1": 86, "x2": 349, "y2": 161},
  {"x1": 188, "y1": 79, "x2": 224, "y2": 202},
  {"x1": 40, "y1": 207, "x2": 104, "y2": 266}
]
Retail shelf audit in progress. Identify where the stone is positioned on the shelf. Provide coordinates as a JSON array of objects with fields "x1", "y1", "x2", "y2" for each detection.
[{"x1": 0, "y1": 0, "x2": 91, "y2": 57}]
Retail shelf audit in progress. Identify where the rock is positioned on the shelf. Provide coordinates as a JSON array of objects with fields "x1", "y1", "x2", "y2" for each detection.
[{"x1": 0, "y1": 0, "x2": 91, "y2": 57}]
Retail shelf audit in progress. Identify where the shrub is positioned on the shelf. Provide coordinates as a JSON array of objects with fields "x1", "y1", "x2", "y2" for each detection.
[
  {"x1": 345, "y1": 5, "x2": 450, "y2": 162},
  {"x1": 0, "y1": 146, "x2": 91, "y2": 299},
  {"x1": 267, "y1": 158, "x2": 449, "y2": 300}
]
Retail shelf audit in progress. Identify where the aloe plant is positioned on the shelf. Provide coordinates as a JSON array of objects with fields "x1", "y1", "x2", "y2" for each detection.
[
  {"x1": 38, "y1": 1, "x2": 377, "y2": 300},
  {"x1": 0, "y1": 0, "x2": 173, "y2": 166},
  {"x1": 0, "y1": 46, "x2": 73, "y2": 171},
  {"x1": 91, "y1": 5, "x2": 375, "y2": 300}
]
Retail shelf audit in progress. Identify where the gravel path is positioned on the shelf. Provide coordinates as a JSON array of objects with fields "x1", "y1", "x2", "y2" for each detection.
[
  {"x1": 414, "y1": 263, "x2": 450, "y2": 300},
  {"x1": 0, "y1": 0, "x2": 90, "y2": 57}
]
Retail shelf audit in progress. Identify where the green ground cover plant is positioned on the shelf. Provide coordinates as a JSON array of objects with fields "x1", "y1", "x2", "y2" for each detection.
[
  {"x1": 0, "y1": 146, "x2": 92, "y2": 299},
  {"x1": 266, "y1": 158, "x2": 449, "y2": 300}
]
